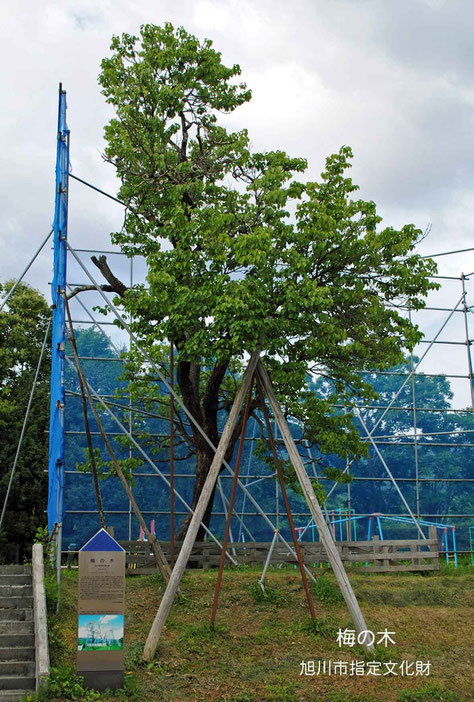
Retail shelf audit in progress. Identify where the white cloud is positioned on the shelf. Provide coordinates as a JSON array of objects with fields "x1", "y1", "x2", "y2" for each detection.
[
  {"x1": 2, "y1": 0, "x2": 474, "y2": 405},
  {"x1": 99, "y1": 614, "x2": 120, "y2": 624}
]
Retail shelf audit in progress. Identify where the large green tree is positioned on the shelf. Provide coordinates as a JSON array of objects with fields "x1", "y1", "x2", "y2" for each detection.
[
  {"x1": 97, "y1": 23, "x2": 437, "y2": 538},
  {"x1": 0, "y1": 282, "x2": 51, "y2": 563}
]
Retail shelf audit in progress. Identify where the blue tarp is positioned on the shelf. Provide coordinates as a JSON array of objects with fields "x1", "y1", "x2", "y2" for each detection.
[{"x1": 47, "y1": 86, "x2": 69, "y2": 530}]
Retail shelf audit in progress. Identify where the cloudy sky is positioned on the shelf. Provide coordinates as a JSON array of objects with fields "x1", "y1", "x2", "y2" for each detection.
[{"x1": 2, "y1": 0, "x2": 474, "y2": 404}]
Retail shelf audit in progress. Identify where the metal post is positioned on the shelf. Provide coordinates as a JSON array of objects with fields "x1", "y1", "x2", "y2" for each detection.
[
  {"x1": 452, "y1": 527, "x2": 458, "y2": 567},
  {"x1": 236, "y1": 419, "x2": 257, "y2": 543},
  {"x1": 217, "y1": 477, "x2": 235, "y2": 547},
  {"x1": 355, "y1": 410, "x2": 426, "y2": 540},
  {"x1": 409, "y1": 310, "x2": 421, "y2": 518},
  {"x1": 47, "y1": 85, "x2": 69, "y2": 599},
  {"x1": 258, "y1": 530, "x2": 278, "y2": 591},
  {"x1": 346, "y1": 483, "x2": 352, "y2": 541},
  {"x1": 169, "y1": 342, "x2": 175, "y2": 565},
  {"x1": 366, "y1": 517, "x2": 373, "y2": 567},
  {"x1": 461, "y1": 274, "x2": 474, "y2": 409},
  {"x1": 0, "y1": 228, "x2": 53, "y2": 312},
  {"x1": 128, "y1": 257, "x2": 134, "y2": 540}
]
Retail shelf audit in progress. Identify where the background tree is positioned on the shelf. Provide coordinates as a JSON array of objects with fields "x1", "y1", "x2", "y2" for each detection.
[
  {"x1": 97, "y1": 23, "x2": 437, "y2": 539},
  {"x1": 0, "y1": 281, "x2": 51, "y2": 563}
]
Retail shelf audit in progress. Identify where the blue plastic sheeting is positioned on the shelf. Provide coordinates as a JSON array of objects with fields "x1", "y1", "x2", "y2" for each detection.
[
  {"x1": 47, "y1": 86, "x2": 69, "y2": 530},
  {"x1": 80, "y1": 529, "x2": 124, "y2": 552}
]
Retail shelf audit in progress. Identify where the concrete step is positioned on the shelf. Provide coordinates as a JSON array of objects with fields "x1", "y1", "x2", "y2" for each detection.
[
  {"x1": 0, "y1": 674, "x2": 35, "y2": 691},
  {"x1": 0, "y1": 647, "x2": 34, "y2": 662},
  {"x1": 0, "y1": 598, "x2": 33, "y2": 610},
  {"x1": 0, "y1": 661, "x2": 35, "y2": 678},
  {"x1": 0, "y1": 634, "x2": 34, "y2": 649},
  {"x1": 0, "y1": 576, "x2": 31, "y2": 587},
  {"x1": 0, "y1": 623, "x2": 33, "y2": 635},
  {"x1": 0, "y1": 610, "x2": 32, "y2": 623},
  {"x1": 0, "y1": 691, "x2": 36, "y2": 701},
  {"x1": 0, "y1": 566, "x2": 31, "y2": 576},
  {"x1": 0, "y1": 587, "x2": 32, "y2": 599}
]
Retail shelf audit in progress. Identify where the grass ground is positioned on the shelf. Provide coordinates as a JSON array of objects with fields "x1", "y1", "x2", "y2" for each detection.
[{"x1": 51, "y1": 563, "x2": 473, "y2": 702}]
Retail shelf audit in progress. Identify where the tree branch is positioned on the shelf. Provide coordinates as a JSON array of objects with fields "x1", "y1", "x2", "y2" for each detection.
[{"x1": 91, "y1": 256, "x2": 128, "y2": 298}]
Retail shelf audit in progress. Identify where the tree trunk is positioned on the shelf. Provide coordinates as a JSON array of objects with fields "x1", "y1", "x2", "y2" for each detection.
[
  {"x1": 174, "y1": 357, "x2": 254, "y2": 542},
  {"x1": 175, "y1": 447, "x2": 217, "y2": 542}
]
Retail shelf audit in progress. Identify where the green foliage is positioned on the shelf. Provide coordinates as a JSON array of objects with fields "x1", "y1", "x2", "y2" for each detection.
[
  {"x1": 181, "y1": 621, "x2": 227, "y2": 643},
  {"x1": 248, "y1": 582, "x2": 287, "y2": 605},
  {"x1": 125, "y1": 641, "x2": 145, "y2": 669},
  {"x1": 76, "y1": 446, "x2": 141, "y2": 484},
  {"x1": 300, "y1": 615, "x2": 335, "y2": 638},
  {"x1": 396, "y1": 683, "x2": 462, "y2": 701},
  {"x1": 439, "y1": 558, "x2": 474, "y2": 576},
  {"x1": 311, "y1": 575, "x2": 344, "y2": 603},
  {"x1": 44, "y1": 573, "x2": 59, "y2": 613},
  {"x1": 32, "y1": 526, "x2": 59, "y2": 613},
  {"x1": 24, "y1": 665, "x2": 101, "y2": 701},
  {"x1": 33, "y1": 525, "x2": 54, "y2": 562},
  {"x1": 179, "y1": 622, "x2": 227, "y2": 654},
  {"x1": 24, "y1": 663, "x2": 143, "y2": 701},
  {"x1": 0, "y1": 282, "x2": 50, "y2": 563}
]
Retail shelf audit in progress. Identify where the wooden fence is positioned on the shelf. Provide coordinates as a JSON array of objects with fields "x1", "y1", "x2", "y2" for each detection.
[{"x1": 120, "y1": 530, "x2": 439, "y2": 574}]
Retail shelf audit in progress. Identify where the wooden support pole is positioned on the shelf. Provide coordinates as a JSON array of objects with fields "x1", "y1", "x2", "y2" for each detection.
[
  {"x1": 256, "y1": 360, "x2": 374, "y2": 651},
  {"x1": 256, "y1": 377, "x2": 317, "y2": 620},
  {"x1": 210, "y1": 378, "x2": 254, "y2": 625},
  {"x1": 142, "y1": 348, "x2": 261, "y2": 661}
]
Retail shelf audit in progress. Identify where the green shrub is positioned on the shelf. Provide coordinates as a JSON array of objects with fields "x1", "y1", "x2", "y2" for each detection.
[
  {"x1": 179, "y1": 621, "x2": 227, "y2": 652},
  {"x1": 124, "y1": 641, "x2": 144, "y2": 669},
  {"x1": 300, "y1": 616, "x2": 335, "y2": 638},
  {"x1": 46, "y1": 615, "x2": 66, "y2": 660},
  {"x1": 311, "y1": 575, "x2": 343, "y2": 603},
  {"x1": 249, "y1": 582, "x2": 287, "y2": 605},
  {"x1": 44, "y1": 572, "x2": 59, "y2": 613},
  {"x1": 22, "y1": 666, "x2": 100, "y2": 701}
]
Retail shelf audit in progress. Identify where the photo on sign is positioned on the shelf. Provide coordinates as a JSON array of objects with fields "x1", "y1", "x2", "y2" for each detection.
[{"x1": 77, "y1": 614, "x2": 124, "y2": 651}]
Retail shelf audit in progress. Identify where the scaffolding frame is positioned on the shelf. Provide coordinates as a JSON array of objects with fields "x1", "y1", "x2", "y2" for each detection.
[
  {"x1": 60, "y1": 226, "x2": 474, "y2": 554},
  {"x1": 2, "y1": 85, "x2": 473, "y2": 560}
]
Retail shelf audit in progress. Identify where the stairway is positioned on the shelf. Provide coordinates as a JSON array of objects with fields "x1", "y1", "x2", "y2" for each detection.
[{"x1": 0, "y1": 565, "x2": 36, "y2": 701}]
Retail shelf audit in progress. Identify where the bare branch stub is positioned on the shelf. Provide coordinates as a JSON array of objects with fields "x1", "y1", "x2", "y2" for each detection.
[
  {"x1": 91, "y1": 255, "x2": 128, "y2": 298},
  {"x1": 66, "y1": 255, "x2": 128, "y2": 300}
]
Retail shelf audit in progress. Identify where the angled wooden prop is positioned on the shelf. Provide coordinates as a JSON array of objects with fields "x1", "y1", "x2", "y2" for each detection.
[
  {"x1": 142, "y1": 347, "x2": 261, "y2": 661},
  {"x1": 256, "y1": 360, "x2": 374, "y2": 652}
]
